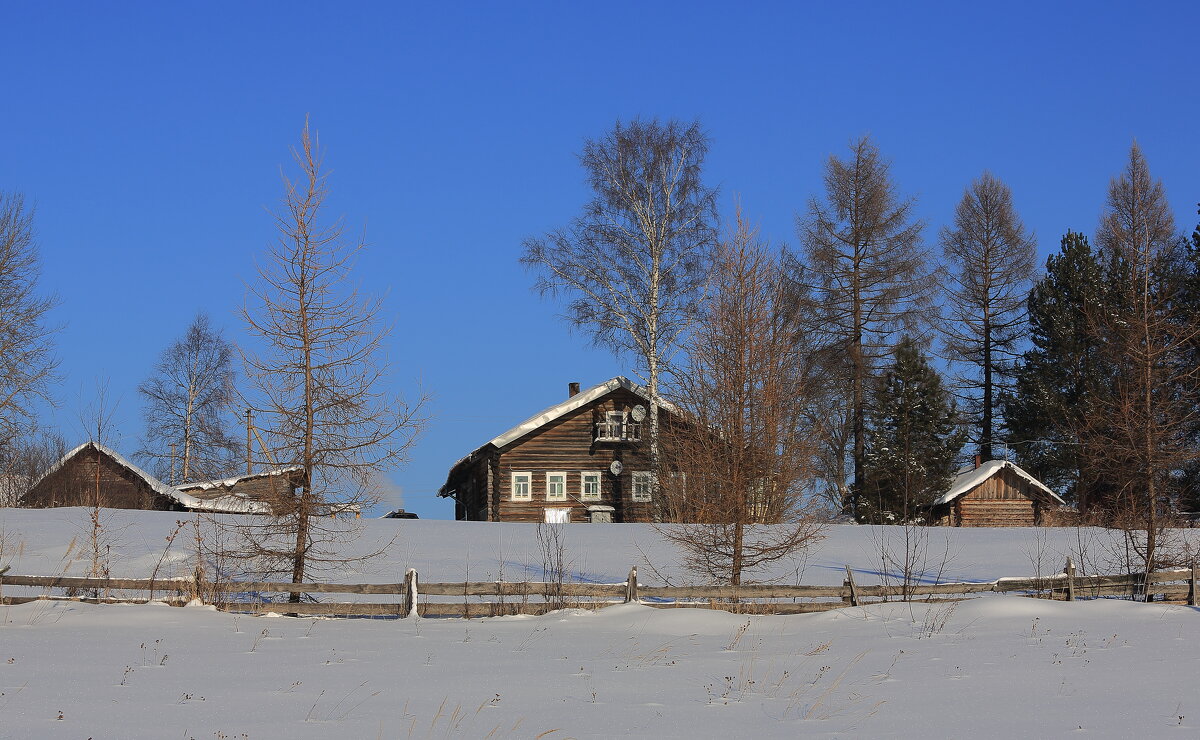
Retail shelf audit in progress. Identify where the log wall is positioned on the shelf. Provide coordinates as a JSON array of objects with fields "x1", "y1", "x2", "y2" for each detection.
[
  {"x1": 952, "y1": 467, "x2": 1049, "y2": 527},
  {"x1": 22, "y1": 448, "x2": 180, "y2": 511},
  {"x1": 444, "y1": 388, "x2": 660, "y2": 523}
]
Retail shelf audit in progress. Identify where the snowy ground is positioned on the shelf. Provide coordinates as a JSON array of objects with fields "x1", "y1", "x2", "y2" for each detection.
[{"x1": 2, "y1": 508, "x2": 1199, "y2": 738}]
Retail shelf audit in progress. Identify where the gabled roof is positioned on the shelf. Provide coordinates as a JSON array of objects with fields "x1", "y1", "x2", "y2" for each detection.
[
  {"x1": 439, "y1": 376, "x2": 674, "y2": 496},
  {"x1": 28, "y1": 442, "x2": 273, "y2": 515},
  {"x1": 932, "y1": 459, "x2": 1066, "y2": 507},
  {"x1": 487, "y1": 376, "x2": 673, "y2": 449}
]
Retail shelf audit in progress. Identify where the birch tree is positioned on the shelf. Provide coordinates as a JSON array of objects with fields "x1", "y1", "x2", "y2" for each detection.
[
  {"x1": 940, "y1": 172, "x2": 1036, "y2": 461},
  {"x1": 239, "y1": 119, "x2": 427, "y2": 595},
  {"x1": 0, "y1": 192, "x2": 59, "y2": 450},
  {"x1": 138, "y1": 313, "x2": 241, "y2": 483},
  {"x1": 797, "y1": 136, "x2": 935, "y2": 519},
  {"x1": 522, "y1": 119, "x2": 717, "y2": 497}
]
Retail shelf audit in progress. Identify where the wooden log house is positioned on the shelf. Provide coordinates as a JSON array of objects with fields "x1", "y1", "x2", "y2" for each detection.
[
  {"x1": 20, "y1": 441, "x2": 285, "y2": 515},
  {"x1": 929, "y1": 459, "x2": 1065, "y2": 526},
  {"x1": 439, "y1": 377, "x2": 675, "y2": 523}
]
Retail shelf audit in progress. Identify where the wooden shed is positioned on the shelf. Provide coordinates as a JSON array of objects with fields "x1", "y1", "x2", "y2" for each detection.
[
  {"x1": 930, "y1": 459, "x2": 1065, "y2": 527},
  {"x1": 21, "y1": 442, "x2": 274, "y2": 514},
  {"x1": 438, "y1": 377, "x2": 675, "y2": 523},
  {"x1": 176, "y1": 466, "x2": 304, "y2": 515}
]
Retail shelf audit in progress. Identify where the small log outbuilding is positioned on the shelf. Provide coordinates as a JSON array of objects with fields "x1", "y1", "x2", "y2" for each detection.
[
  {"x1": 439, "y1": 377, "x2": 675, "y2": 523},
  {"x1": 20, "y1": 442, "x2": 283, "y2": 514},
  {"x1": 930, "y1": 459, "x2": 1065, "y2": 527},
  {"x1": 175, "y1": 466, "x2": 305, "y2": 515}
]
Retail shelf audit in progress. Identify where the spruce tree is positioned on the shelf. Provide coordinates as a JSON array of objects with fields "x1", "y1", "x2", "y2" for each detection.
[
  {"x1": 860, "y1": 337, "x2": 963, "y2": 524},
  {"x1": 1003, "y1": 232, "x2": 1112, "y2": 507}
]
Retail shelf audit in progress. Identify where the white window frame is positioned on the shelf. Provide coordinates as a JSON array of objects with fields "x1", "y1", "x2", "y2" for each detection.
[
  {"x1": 546, "y1": 472, "x2": 567, "y2": 501},
  {"x1": 580, "y1": 471, "x2": 602, "y2": 500},
  {"x1": 511, "y1": 471, "x2": 532, "y2": 501},
  {"x1": 599, "y1": 410, "x2": 626, "y2": 439},
  {"x1": 632, "y1": 471, "x2": 653, "y2": 502}
]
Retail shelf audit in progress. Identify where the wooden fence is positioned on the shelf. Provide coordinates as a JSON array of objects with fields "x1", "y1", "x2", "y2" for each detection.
[{"x1": 1, "y1": 561, "x2": 1197, "y2": 618}]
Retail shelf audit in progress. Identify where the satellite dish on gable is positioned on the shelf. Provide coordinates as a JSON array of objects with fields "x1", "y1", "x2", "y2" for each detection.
[
  {"x1": 609, "y1": 460, "x2": 624, "y2": 476},
  {"x1": 630, "y1": 405, "x2": 647, "y2": 423}
]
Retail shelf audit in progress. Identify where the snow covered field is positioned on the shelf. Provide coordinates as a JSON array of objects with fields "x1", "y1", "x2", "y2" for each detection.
[{"x1": 2, "y1": 508, "x2": 1199, "y2": 738}]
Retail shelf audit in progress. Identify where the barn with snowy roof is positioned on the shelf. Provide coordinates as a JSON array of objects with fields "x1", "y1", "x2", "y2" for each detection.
[
  {"x1": 929, "y1": 459, "x2": 1065, "y2": 527},
  {"x1": 20, "y1": 441, "x2": 277, "y2": 514}
]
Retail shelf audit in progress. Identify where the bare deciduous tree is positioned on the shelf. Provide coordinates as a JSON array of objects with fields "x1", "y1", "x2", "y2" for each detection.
[
  {"x1": 0, "y1": 427, "x2": 65, "y2": 506},
  {"x1": 797, "y1": 136, "x2": 935, "y2": 518},
  {"x1": 659, "y1": 209, "x2": 824, "y2": 585},
  {"x1": 940, "y1": 171, "x2": 1036, "y2": 461},
  {"x1": 1085, "y1": 142, "x2": 1197, "y2": 577},
  {"x1": 0, "y1": 192, "x2": 59, "y2": 450},
  {"x1": 138, "y1": 313, "x2": 241, "y2": 483},
  {"x1": 522, "y1": 118, "x2": 717, "y2": 495},
  {"x1": 238, "y1": 119, "x2": 428, "y2": 596}
]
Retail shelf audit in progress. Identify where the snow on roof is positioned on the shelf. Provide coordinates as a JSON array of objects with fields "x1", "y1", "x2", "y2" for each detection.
[
  {"x1": 176, "y1": 465, "x2": 304, "y2": 493},
  {"x1": 933, "y1": 459, "x2": 1065, "y2": 507},
  {"x1": 29, "y1": 442, "x2": 273, "y2": 515},
  {"x1": 439, "y1": 377, "x2": 679, "y2": 496},
  {"x1": 487, "y1": 376, "x2": 674, "y2": 449}
]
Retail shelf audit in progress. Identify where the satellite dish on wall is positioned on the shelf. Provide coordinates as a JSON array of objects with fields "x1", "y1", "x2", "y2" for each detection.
[
  {"x1": 609, "y1": 460, "x2": 624, "y2": 476},
  {"x1": 630, "y1": 405, "x2": 647, "y2": 422}
]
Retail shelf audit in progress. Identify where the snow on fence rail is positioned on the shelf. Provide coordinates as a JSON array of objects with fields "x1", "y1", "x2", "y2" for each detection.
[{"x1": 1, "y1": 561, "x2": 1197, "y2": 617}]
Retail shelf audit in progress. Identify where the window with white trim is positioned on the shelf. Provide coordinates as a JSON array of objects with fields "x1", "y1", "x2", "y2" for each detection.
[
  {"x1": 581, "y1": 472, "x2": 601, "y2": 500},
  {"x1": 511, "y1": 472, "x2": 531, "y2": 501},
  {"x1": 546, "y1": 472, "x2": 567, "y2": 501},
  {"x1": 632, "y1": 471, "x2": 653, "y2": 502}
]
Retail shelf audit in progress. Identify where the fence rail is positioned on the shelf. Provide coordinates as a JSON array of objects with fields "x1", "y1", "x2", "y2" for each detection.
[{"x1": 1, "y1": 560, "x2": 1196, "y2": 618}]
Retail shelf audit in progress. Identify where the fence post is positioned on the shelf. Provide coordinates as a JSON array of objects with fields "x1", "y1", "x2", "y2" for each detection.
[
  {"x1": 1064, "y1": 557, "x2": 1075, "y2": 602},
  {"x1": 403, "y1": 568, "x2": 419, "y2": 618},
  {"x1": 1189, "y1": 561, "x2": 1197, "y2": 607},
  {"x1": 625, "y1": 566, "x2": 638, "y2": 603},
  {"x1": 843, "y1": 566, "x2": 859, "y2": 607}
]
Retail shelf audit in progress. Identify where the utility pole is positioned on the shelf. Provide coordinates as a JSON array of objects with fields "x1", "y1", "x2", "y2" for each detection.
[{"x1": 245, "y1": 408, "x2": 253, "y2": 475}]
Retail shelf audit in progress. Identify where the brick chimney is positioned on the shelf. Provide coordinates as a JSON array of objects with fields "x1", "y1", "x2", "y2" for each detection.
[
  {"x1": 974, "y1": 454, "x2": 981, "y2": 469},
  {"x1": 568, "y1": 382, "x2": 580, "y2": 398}
]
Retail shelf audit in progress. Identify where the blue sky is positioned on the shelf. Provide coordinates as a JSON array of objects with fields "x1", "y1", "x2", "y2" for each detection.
[{"x1": 3, "y1": 1, "x2": 1197, "y2": 517}]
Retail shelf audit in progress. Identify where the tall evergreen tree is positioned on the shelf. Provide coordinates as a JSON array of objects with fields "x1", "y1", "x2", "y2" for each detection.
[
  {"x1": 860, "y1": 337, "x2": 963, "y2": 524},
  {"x1": 1004, "y1": 232, "x2": 1112, "y2": 507}
]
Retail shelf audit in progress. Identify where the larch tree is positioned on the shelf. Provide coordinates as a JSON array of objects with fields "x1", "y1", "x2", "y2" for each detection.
[
  {"x1": 1085, "y1": 142, "x2": 1196, "y2": 574},
  {"x1": 940, "y1": 172, "x2": 1036, "y2": 462},
  {"x1": 0, "y1": 192, "x2": 59, "y2": 451},
  {"x1": 239, "y1": 119, "x2": 428, "y2": 595},
  {"x1": 138, "y1": 313, "x2": 241, "y2": 484},
  {"x1": 658, "y1": 208, "x2": 825, "y2": 585},
  {"x1": 522, "y1": 118, "x2": 717, "y2": 501},
  {"x1": 797, "y1": 136, "x2": 936, "y2": 519}
]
